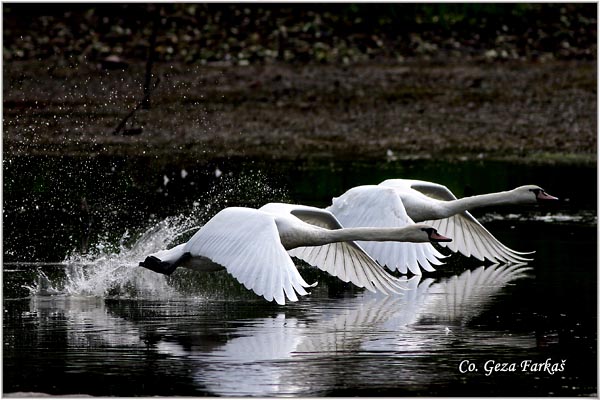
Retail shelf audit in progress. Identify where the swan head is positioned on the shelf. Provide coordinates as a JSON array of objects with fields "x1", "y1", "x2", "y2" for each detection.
[
  {"x1": 411, "y1": 224, "x2": 452, "y2": 243},
  {"x1": 513, "y1": 185, "x2": 559, "y2": 203}
]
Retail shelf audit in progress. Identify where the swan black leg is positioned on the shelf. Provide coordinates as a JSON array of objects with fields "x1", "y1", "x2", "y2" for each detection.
[{"x1": 139, "y1": 256, "x2": 179, "y2": 276}]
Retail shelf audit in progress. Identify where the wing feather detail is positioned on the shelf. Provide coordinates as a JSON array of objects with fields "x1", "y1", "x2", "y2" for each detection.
[
  {"x1": 383, "y1": 179, "x2": 459, "y2": 201},
  {"x1": 327, "y1": 186, "x2": 446, "y2": 274},
  {"x1": 261, "y1": 203, "x2": 405, "y2": 294},
  {"x1": 288, "y1": 242, "x2": 403, "y2": 294},
  {"x1": 381, "y1": 179, "x2": 533, "y2": 263},
  {"x1": 423, "y1": 211, "x2": 533, "y2": 264},
  {"x1": 184, "y1": 208, "x2": 313, "y2": 305}
]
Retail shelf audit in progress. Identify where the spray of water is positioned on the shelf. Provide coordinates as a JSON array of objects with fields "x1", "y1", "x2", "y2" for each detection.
[
  {"x1": 26, "y1": 171, "x2": 289, "y2": 301},
  {"x1": 25, "y1": 214, "x2": 200, "y2": 299}
]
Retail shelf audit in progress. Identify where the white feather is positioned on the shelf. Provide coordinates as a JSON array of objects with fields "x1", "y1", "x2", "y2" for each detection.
[
  {"x1": 327, "y1": 185, "x2": 446, "y2": 274},
  {"x1": 183, "y1": 207, "x2": 313, "y2": 305},
  {"x1": 261, "y1": 203, "x2": 405, "y2": 295},
  {"x1": 380, "y1": 179, "x2": 534, "y2": 263},
  {"x1": 144, "y1": 202, "x2": 446, "y2": 304}
]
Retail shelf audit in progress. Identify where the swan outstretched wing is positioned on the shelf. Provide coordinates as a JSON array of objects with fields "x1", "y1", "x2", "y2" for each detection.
[
  {"x1": 184, "y1": 207, "x2": 313, "y2": 305},
  {"x1": 381, "y1": 179, "x2": 533, "y2": 263},
  {"x1": 380, "y1": 179, "x2": 461, "y2": 203},
  {"x1": 261, "y1": 203, "x2": 406, "y2": 294},
  {"x1": 288, "y1": 241, "x2": 406, "y2": 295},
  {"x1": 260, "y1": 203, "x2": 343, "y2": 229},
  {"x1": 422, "y1": 212, "x2": 533, "y2": 263},
  {"x1": 326, "y1": 186, "x2": 446, "y2": 275}
]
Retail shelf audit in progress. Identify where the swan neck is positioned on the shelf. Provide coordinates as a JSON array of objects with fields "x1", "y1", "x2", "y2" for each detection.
[
  {"x1": 445, "y1": 191, "x2": 514, "y2": 215},
  {"x1": 315, "y1": 227, "x2": 422, "y2": 245}
]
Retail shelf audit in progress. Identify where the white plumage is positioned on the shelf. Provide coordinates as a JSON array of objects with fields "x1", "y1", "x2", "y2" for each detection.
[
  {"x1": 140, "y1": 204, "x2": 451, "y2": 305},
  {"x1": 185, "y1": 207, "x2": 311, "y2": 305},
  {"x1": 327, "y1": 186, "x2": 446, "y2": 275},
  {"x1": 330, "y1": 179, "x2": 558, "y2": 268},
  {"x1": 261, "y1": 203, "x2": 421, "y2": 296}
]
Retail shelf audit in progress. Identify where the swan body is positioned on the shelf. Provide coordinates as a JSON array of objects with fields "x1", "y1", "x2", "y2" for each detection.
[
  {"x1": 140, "y1": 204, "x2": 451, "y2": 305},
  {"x1": 331, "y1": 180, "x2": 558, "y2": 266},
  {"x1": 327, "y1": 186, "x2": 447, "y2": 275}
]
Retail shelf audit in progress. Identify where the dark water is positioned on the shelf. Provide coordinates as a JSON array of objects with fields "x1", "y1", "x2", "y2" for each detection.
[{"x1": 3, "y1": 155, "x2": 597, "y2": 396}]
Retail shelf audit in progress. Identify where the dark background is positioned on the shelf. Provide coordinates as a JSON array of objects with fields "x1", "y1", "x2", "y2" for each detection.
[{"x1": 3, "y1": 3, "x2": 596, "y2": 64}]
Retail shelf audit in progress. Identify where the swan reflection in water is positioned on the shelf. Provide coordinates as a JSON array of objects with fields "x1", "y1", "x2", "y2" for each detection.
[{"x1": 26, "y1": 263, "x2": 532, "y2": 396}]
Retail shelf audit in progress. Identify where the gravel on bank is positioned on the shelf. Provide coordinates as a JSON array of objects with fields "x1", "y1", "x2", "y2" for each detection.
[{"x1": 3, "y1": 59, "x2": 596, "y2": 165}]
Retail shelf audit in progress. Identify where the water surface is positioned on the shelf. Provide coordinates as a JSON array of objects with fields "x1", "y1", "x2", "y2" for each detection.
[{"x1": 3, "y1": 155, "x2": 597, "y2": 396}]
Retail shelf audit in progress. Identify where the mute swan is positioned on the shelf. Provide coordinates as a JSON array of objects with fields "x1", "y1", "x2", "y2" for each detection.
[
  {"x1": 139, "y1": 204, "x2": 451, "y2": 305},
  {"x1": 330, "y1": 180, "x2": 558, "y2": 268},
  {"x1": 259, "y1": 203, "x2": 446, "y2": 291},
  {"x1": 328, "y1": 186, "x2": 447, "y2": 275}
]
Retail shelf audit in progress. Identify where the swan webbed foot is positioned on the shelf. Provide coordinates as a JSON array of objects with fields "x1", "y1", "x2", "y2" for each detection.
[{"x1": 139, "y1": 255, "x2": 179, "y2": 276}]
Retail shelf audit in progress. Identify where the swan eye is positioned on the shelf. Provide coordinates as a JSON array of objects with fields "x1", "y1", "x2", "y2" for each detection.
[{"x1": 529, "y1": 188, "x2": 541, "y2": 195}]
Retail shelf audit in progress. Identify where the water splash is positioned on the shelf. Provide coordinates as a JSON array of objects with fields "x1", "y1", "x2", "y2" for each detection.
[
  {"x1": 27, "y1": 213, "x2": 201, "y2": 299},
  {"x1": 24, "y1": 171, "x2": 289, "y2": 300}
]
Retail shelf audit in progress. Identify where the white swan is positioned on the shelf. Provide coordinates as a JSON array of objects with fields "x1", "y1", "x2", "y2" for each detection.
[
  {"x1": 139, "y1": 204, "x2": 451, "y2": 305},
  {"x1": 329, "y1": 180, "x2": 558, "y2": 269},
  {"x1": 260, "y1": 203, "x2": 446, "y2": 292},
  {"x1": 327, "y1": 185, "x2": 447, "y2": 275}
]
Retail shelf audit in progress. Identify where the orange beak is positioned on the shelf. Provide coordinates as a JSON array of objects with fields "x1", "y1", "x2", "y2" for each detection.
[
  {"x1": 537, "y1": 191, "x2": 559, "y2": 202},
  {"x1": 430, "y1": 231, "x2": 452, "y2": 242}
]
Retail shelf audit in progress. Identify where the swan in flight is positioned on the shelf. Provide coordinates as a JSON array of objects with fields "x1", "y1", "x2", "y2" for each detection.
[
  {"x1": 329, "y1": 180, "x2": 558, "y2": 270},
  {"x1": 328, "y1": 186, "x2": 446, "y2": 275},
  {"x1": 139, "y1": 204, "x2": 451, "y2": 305}
]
